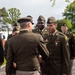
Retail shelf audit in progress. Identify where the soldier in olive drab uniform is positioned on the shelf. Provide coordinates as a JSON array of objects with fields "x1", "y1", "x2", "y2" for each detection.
[
  {"x1": 33, "y1": 15, "x2": 48, "y2": 37},
  {"x1": 44, "y1": 16, "x2": 70, "y2": 75},
  {"x1": 0, "y1": 36, "x2": 4, "y2": 65},
  {"x1": 6, "y1": 17, "x2": 49, "y2": 75},
  {"x1": 5, "y1": 23, "x2": 20, "y2": 75},
  {"x1": 61, "y1": 23, "x2": 75, "y2": 75},
  {"x1": 32, "y1": 15, "x2": 48, "y2": 75}
]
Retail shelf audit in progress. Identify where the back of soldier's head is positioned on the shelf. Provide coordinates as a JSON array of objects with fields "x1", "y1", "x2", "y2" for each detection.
[{"x1": 26, "y1": 15, "x2": 34, "y2": 25}]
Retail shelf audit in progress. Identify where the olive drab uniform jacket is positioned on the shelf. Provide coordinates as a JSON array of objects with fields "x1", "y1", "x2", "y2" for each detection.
[
  {"x1": 0, "y1": 37, "x2": 4, "y2": 65},
  {"x1": 32, "y1": 27, "x2": 49, "y2": 75},
  {"x1": 64, "y1": 32, "x2": 75, "y2": 59},
  {"x1": 44, "y1": 31, "x2": 70, "y2": 75},
  {"x1": 73, "y1": 34, "x2": 75, "y2": 58},
  {"x1": 32, "y1": 27, "x2": 48, "y2": 38},
  {"x1": 6, "y1": 30, "x2": 49, "y2": 75}
]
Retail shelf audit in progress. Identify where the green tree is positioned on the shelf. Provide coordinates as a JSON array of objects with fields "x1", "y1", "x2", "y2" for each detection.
[
  {"x1": 57, "y1": 18, "x2": 72, "y2": 31},
  {"x1": 0, "y1": 7, "x2": 8, "y2": 24},
  {"x1": 4, "y1": 8, "x2": 21, "y2": 25},
  {"x1": 57, "y1": 19, "x2": 66, "y2": 32},
  {"x1": 63, "y1": 1, "x2": 75, "y2": 27},
  {"x1": 65, "y1": 18, "x2": 72, "y2": 29},
  {"x1": 0, "y1": 7, "x2": 8, "y2": 17},
  {"x1": 50, "y1": 0, "x2": 70, "y2": 6},
  {"x1": 0, "y1": 8, "x2": 21, "y2": 25},
  {"x1": 0, "y1": 7, "x2": 21, "y2": 32}
]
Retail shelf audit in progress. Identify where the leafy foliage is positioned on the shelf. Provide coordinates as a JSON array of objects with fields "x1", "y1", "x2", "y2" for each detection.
[
  {"x1": 0, "y1": 8, "x2": 21, "y2": 26},
  {"x1": 5, "y1": 8, "x2": 21, "y2": 25},
  {"x1": 50, "y1": 0, "x2": 70, "y2": 6},
  {"x1": 65, "y1": 18, "x2": 72, "y2": 29},
  {"x1": 57, "y1": 19, "x2": 66, "y2": 31},
  {"x1": 63, "y1": 1, "x2": 75, "y2": 27},
  {"x1": 0, "y1": 7, "x2": 21, "y2": 31},
  {"x1": 57, "y1": 18, "x2": 72, "y2": 31},
  {"x1": 0, "y1": 7, "x2": 8, "y2": 24},
  {"x1": 0, "y1": 7, "x2": 8, "y2": 17}
]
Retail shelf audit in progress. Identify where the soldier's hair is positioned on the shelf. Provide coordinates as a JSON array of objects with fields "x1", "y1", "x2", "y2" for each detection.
[
  {"x1": 12, "y1": 27, "x2": 19, "y2": 32},
  {"x1": 20, "y1": 22, "x2": 29, "y2": 28}
]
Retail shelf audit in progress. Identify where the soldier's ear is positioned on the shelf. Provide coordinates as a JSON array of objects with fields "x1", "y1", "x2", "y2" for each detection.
[
  {"x1": 27, "y1": 22, "x2": 32, "y2": 27},
  {"x1": 55, "y1": 24, "x2": 58, "y2": 28}
]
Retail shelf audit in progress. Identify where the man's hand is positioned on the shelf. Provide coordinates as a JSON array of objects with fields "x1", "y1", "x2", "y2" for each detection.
[
  {"x1": 13, "y1": 62, "x2": 16, "y2": 68},
  {"x1": 38, "y1": 55, "x2": 44, "y2": 63}
]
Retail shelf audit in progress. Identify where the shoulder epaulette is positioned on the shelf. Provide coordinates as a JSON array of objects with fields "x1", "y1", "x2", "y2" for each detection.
[
  {"x1": 57, "y1": 32, "x2": 65, "y2": 36},
  {"x1": 58, "y1": 32, "x2": 68, "y2": 41}
]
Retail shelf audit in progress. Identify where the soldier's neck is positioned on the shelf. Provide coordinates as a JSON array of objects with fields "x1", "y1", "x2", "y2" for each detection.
[{"x1": 49, "y1": 30, "x2": 57, "y2": 35}]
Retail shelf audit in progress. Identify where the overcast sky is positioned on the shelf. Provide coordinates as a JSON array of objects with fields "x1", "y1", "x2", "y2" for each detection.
[{"x1": 0, "y1": 0, "x2": 74, "y2": 23}]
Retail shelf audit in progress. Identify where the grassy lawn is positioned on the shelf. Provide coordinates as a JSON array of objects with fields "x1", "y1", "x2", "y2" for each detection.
[{"x1": 1, "y1": 58, "x2": 6, "y2": 67}]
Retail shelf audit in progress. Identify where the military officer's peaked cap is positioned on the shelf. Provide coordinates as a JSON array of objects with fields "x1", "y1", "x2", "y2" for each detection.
[
  {"x1": 37, "y1": 15, "x2": 45, "y2": 22},
  {"x1": 27, "y1": 15, "x2": 33, "y2": 19},
  {"x1": 17, "y1": 17, "x2": 34, "y2": 25},
  {"x1": 47, "y1": 16, "x2": 56, "y2": 24},
  {"x1": 26, "y1": 15, "x2": 34, "y2": 24}
]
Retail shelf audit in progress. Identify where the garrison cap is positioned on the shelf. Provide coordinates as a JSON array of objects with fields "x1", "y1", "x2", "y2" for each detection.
[
  {"x1": 37, "y1": 15, "x2": 45, "y2": 22},
  {"x1": 13, "y1": 21, "x2": 20, "y2": 26},
  {"x1": 17, "y1": 17, "x2": 34, "y2": 25},
  {"x1": 61, "y1": 23, "x2": 67, "y2": 27},
  {"x1": 47, "y1": 16, "x2": 56, "y2": 24},
  {"x1": 12, "y1": 27, "x2": 19, "y2": 32}
]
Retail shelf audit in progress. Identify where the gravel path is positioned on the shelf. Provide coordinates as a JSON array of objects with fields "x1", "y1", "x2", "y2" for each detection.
[
  {"x1": 0, "y1": 60, "x2": 75, "y2": 75},
  {"x1": 0, "y1": 64, "x2": 6, "y2": 75}
]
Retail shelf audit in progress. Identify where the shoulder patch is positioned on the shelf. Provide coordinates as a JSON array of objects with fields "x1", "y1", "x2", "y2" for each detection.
[
  {"x1": 73, "y1": 34, "x2": 75, "y2": 37},
  {"x1": 64, "y1": 35, "x2": 68, "y2": 41}
]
